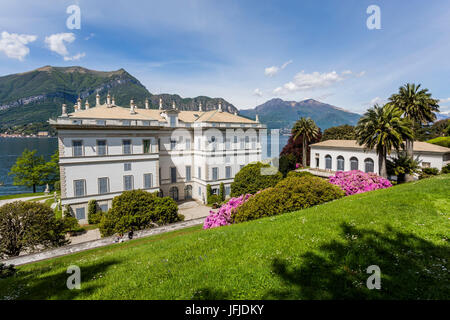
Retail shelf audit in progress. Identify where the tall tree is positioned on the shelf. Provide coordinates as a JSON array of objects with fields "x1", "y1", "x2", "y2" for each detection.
[
  {"x1": 291, "y1": 117, "x2": 320, "y2": 167},
  {"x1": 8, "y1": 149, "x2": 48, "y2": 193},
  {"x1": 355, "y1": 104, "x2": 413, "y2": 178},
  {"x1": 389, "y1": 83, "x2": 439, "y2": 180}
]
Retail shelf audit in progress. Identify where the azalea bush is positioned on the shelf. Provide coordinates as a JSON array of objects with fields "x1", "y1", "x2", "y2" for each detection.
[
  {"x1": 328, "y1": 170, "x2": 392, "y2": 196},
  {"x1": 203, "y1": 194, "x2": 252, "y2": 229}
]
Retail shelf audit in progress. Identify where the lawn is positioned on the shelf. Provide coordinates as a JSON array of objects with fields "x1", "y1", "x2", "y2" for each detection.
[
  {"x1": 0, "y1": 192, "x2": 45, "y2": 200},
  {"x1": 427, "y1": 136, "x2": 450, "y2": 148},
  {"x1": 1, "y1": 175, "x2": 449, "y2": 300}
]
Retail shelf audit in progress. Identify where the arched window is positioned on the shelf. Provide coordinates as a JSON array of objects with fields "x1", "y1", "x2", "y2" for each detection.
[
  {"x1": 350, "y1": 157, "x2": 359, "y2": 171},
  {"x1": 169, "y1": 186, "x2": 179, "y2": 201},
  {"x1": 325, "y1": 155, "x2": 332, "y2": 170},
  {"x1": 364, "y1": 158, "x2": 374, "y2": 173},
  {"x1": 337, "y1": 156, "x2": 345, "y2": 171},
  {"x1": 184, "y1": 185, "x2": 192, "y2": 200}
]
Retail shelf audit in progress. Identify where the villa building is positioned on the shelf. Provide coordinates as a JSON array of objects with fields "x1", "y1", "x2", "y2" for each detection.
[
  {"x1": 309, "y1": 139, "x2": 450, "y2": 176},
  {"x1": 50, "y1": 93, "x2": 265, "y2": 223}
]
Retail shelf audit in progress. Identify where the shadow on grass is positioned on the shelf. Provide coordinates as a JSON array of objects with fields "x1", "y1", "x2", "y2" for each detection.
[
  {"x1": 191, "y1": 287, "x2": 231, "y2": 300},
  {"x1": 264, "y1": 223, "x2": 450, "y2": 299},
  {"x1": 1, "y1": 259, "x2": 118, "y2": 300}
]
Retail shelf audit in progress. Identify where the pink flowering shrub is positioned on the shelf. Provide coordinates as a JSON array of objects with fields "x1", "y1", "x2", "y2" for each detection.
[
  {"x1": 295, "y1": 163, "x2": 300, "y2": 169},
  {"x1": 203, "y1": 194, "x2": 252, "y2": 229},
  {"x1": 328, "y1": 170, "x2": 392, "y2": 196}
]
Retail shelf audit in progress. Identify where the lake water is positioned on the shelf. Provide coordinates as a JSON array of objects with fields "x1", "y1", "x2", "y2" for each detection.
[
  {"x1": 0, "y1": 137, "x2": 58, "y2": 196},
  {"x1": 0, "y1": 135, "x2": 290, "y2": 197}
]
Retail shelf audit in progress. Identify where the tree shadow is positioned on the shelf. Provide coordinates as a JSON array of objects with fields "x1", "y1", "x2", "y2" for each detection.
[
  {"x1": 264, "y1": 223, "x2": 450, "y2": 299},
  {"x1": 191, "y1": 287, "x2": 231, "y2": 300},
  {"x1": 1, "y1": 259, "x2": 118, "y2": 300}
]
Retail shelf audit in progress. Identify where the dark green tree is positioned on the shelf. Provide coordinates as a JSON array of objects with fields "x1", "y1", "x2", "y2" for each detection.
[
  {"x1": 8, "y1": 149, "x2": 48, "y2": 193},
  {"x1": 231, "y1": 162, "x2": 283, "y2": 197},
  {"x1": 292, "y1": 117, "x2": 320, "y2": 167},
  {"x1": 389, "y1": 83, "x2": 440, "y2": 181},
  {"x1": 219, "y1": 182, "x2": 225, "y2": 202},
  {"x1": 322, "y1": 124, "x2": 356, "y2": 141},
  {"x1": 356, "y1": 104, "x2": 413, "y2": 178},
  {"x1": 0, "y1": 201, "x2": 68, "y2": 258},
  {"x1": 279, "y1": 154, "x2": 297, "y2": 177}
]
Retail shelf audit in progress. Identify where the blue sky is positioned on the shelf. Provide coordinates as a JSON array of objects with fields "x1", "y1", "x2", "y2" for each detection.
[{"x1": 0, "y1": 0, "x2": 449, "y2": 113}]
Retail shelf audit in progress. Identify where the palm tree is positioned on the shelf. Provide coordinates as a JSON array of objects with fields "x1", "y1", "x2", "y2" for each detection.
[
  {"x1": 355, "y1": 104, "x2": 413, "y2": 178},
  {"x1": 292, "y1": 117, "x2": 320, "y2": 167},
  {"x1": 389, "y1": 83, "x2": 439, "y2": 180}
]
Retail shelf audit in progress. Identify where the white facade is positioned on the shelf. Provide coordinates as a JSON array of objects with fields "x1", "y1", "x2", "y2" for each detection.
[
  {"x1": 51, "y1": 98, "x2": 264, "y2": 223},
  {"x1": 310, "y1": 140, "x2": 450, "y2": 175}
]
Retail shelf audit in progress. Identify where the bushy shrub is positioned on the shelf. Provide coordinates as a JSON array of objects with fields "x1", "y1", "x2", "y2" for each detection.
[
  {"x1": 441, "y1": 163, "x2": 450, "y2": 174},
  {"x1": 0, "y1": 201, "x2": 68, "y2": 258},
  {"x1": 203, "y1": 194, "x2": 252, "y2": 229},
  {"x1": 329, "y1": 170, "x2": 392, "y2": 196},
  {"x1": 54, "y1": 180, "x2": 61, "y2": 191},
  {"x1": 287, "y1": 171, "x2": 314, "y2": 178},
  {"x1": 99, "y1": 190, "x2": 182, "y2": 237},
  {"x1": 88, "y1": 200, "x2": 100, "y2": 225},
  {"x1": 279, "y1": 154, "x2": 297, "y2": 177},
  {"x1": 419, "y1": 167, "x2": 440, "y2": 179},
  {"x1": 207, "y1": 194, "x2": 222, "y2": 206},
  {"x1": 231, "y1": 162, "x2": 283, "y2": 197},
  {"x1": 232, "y1": 176, "x2": 344, "y2": 223},
  {"x1": 0, "y1": 263, "x2": 16, "y2": 279}
]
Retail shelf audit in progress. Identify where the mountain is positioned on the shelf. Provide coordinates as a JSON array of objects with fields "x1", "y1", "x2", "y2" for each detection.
[
  {"x1": 435, "y1": 112, "x2": 450, "y2": 121},
  {"x1": 0, "y1": 66, "x2": 237, "y2": 134},
  {"x1": 239, "y1": 98, "x2": 361, "y2": 131}
]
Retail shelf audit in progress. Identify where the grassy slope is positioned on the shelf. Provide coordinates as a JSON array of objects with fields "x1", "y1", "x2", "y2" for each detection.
[
  {"x1": 1, "y1": 175, "x2": 449, "y2": 300},
  {"x1": 427, "y1": 136, "x2": 450, "y2": 148},
  {"x1": 0, "y1": 192, "x2": 45, "y2": 200}
]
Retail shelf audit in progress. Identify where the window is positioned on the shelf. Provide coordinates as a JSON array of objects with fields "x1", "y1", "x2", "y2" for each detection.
[
  {"x1": 97, "y1": 140, "x2": 107, "y2": 156},
  {"x1": 198, "y1": 187, "x2": 202, "y2": 196},
  {"x1": 75, "y1": 207, "x2": 86, "y2": 220},
  {"x1": 170, "y1": 139, "x2": 177, "y2": 150},
  {"x1": 99, "y1": 204, "x2": 108, "y2": 212},
  {"x1": 315, "y1": 157, "x2": 319, "y2": 168},
  {"x1": 123, "y1": 175, "x2": 134, "y2": 190},
  {"x1": 143, "y1": 139, "x2": 151, "y2": 153},
  {"x1": 225, "y1": 138, "x2": 231, "y2": 150},
  {"x1": 169, "y1": 116, "x2": 176, "y2": 127},
  {"x1": 337, "y1": 156, "x2": 345, "y2": 171},
  {"x1": 72, "y1": 140, "x2": 83, "y2": 157},
  {"x1": 240, "y1": 138, "x2": 244, "y2": 149},
  {"x1": 169, "y1": 186, "x2": 179, "y2": 200},
  {"x1": 123, "y1": 140, "x2": 132, "y2": 154},
  {"x1": 422, "y1": 162, "x2": 431, "y2": 168},
  {"x1": 325, "y1": 155, "x2": 332, "y2": 170},
  {"x1": 98, "y1": 177, "x2": 109, "y2": 194},
  {"x1": 225, "y1": 186, "x2": 231, "y2": 196},
  {"x1": 144, "y1": 173, "x2": 153, "y2": 189},
  {"x1": 171, "y1": 167, "x2": 177, "y2": 183},
  {"x1": 184, "y1": 185, "x2": 192, "y2": 200},
  {"x1": 350, "y1": 157, "x2": 359, "y2": 171},
  {"x1": 122, "y1": 120, "x2": 131, "y2": 126},
  {"x1": 186, "y1": 166, "x2": 191, "y2": 181},
  {"x1": 226, "y1": 166, "x2": 231, "y2": 179},
  {"x1": 96, "y1": 120, "x2": 106, "y2": 126},
  {"x1": 124, "y1": 163, "x2": 131, "y2": 171},
  {"x1": 364, "y1": 158, "x2": 374, "y2": 173},
  {"x1": 186, "y1": 138, "x2": 191, "y2": 150},
  {"x1": 74, "y1": 180, "x2": 86, "y2": 197},
  {"x1": 212, "y1": 167, "x2": 218, "y2": 180},
  {"x1": 198, "y1": 167, "x2": 202, "y2": 179}
]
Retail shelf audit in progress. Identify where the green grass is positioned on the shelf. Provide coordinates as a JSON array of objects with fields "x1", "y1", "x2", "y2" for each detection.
[
  {"x1": 0, "y1": 192, "x2": 45, "y2": 201},
  {"x1": 1, "y1": 175, "x2": 449, "y2": 300},
  {"x1": 427, "y1": 136, "x2": 450, "y2": 148}
]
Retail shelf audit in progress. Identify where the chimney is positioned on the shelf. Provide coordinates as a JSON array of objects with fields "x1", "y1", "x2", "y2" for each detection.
[
  {"x1": 85, "y1": 100, "x2": 90, "y2": 110},
  {"x1": 218, "y1": 102, "x2": 223, "y2": 112},
  {"x1": 145, "y1": 98, "x2": 149, "y2": 109},
  {"x1": 159, "y1": 97, "x2": 163, "y2": 110},
  {"x1": 112, "y1": 96, "x2": 116, "y2": 106},
  {"x1": 130, "y1": 99, "x2": 136, "y2": 114},
  {"x1": 199, "y1": 102, "x2": 203, "y2": 112},
  {"x1": 234, "y1": 111, "x2": 238, "y2": 116},
  {"x1": 77, "y1": 97, "x2": 82, "y2": 110},
  {"x1": 96, "y1": 92, "x2": 100, "y2": 106},
  {"x1": 255, "y1": 114, "x2": 259, "y2": 122},
  {"x1": 106, "y1": 93, "x2": 111, "y2": 107},
  {"x1": 62, "y1": 104, "x2": 67, "y2": 116}
]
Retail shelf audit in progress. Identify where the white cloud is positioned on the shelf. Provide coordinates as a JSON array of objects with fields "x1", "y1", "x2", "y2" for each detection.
[
  {"x1": 438, "y1": 97, "x2": 450, "y2": 104},
  {"x1": 84, "y1": 33, "x2": 95, "y2": 41},
  {"x1": 64, "y1": 52, "x2": 86, "y2": 61},
  {"x1": 253, "y1": 88, "x2": 263, "y2": 97},
  {"x1": 273, "y1": 70, "x2": 343, "y2": 94},
  {"x1": 264, "y1": 59, "x2": 293, "y2": 77},
  {"x1": 45, "y1": 32, "x2": 75, "y2": 56},
  {"x1": 0, "y1": 31, "x2": 37, "y2": 61}
]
